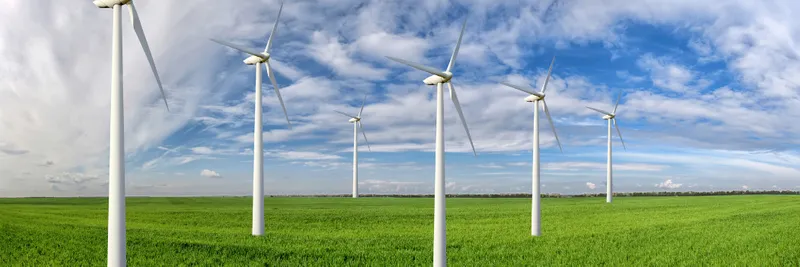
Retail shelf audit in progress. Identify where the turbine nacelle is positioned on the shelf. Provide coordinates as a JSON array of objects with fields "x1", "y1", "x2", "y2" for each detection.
[
  {"x1": 348, "y1": 117, "x2": 360, "y2": 123},
  {"x1": 93, "y1": 0, "x2": 130, "y2": 8},
  {"x1": 524, "y1": 94, "x2": 544, "y2": 102},
  {"x1": 243, "y1": 53, "x2": 269, "y2": 65},
  {"x1": 423, "y1": 72, "x2": 453, "y2": 85},
  {"x1": 603, "y1": 114, "x2": 615, "y2": 120}
]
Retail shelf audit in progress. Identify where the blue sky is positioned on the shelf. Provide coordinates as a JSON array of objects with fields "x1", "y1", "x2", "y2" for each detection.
[{"x1": 2, "y1": 0, "x2": 800, "y2": 197}]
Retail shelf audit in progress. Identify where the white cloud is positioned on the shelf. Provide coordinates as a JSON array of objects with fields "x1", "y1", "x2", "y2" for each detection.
[
  {"x1": 637, "y1": 54, "x2": 709, "y2": 93},
  {"x1": 446, "y1": 182, "x2": 457, "y2": 190},
  {"x1": 586, "y1": 182, "x2": 597, "y2": 190},
  {"x1": 45, "y1": 172, "x2": 99, "y2": 185},
  {"x1": 359, "y1": 179, "x2": 425, "y2": 193},
  {"x1": 657, "y1": 179, "x2": 682, "y2": 189},
  {"x1": 42, "y1": 172, "x2": 104, "y2": 193},
  {"x1": 200, "y1": 169, "x2": 221, "y2": 178}
]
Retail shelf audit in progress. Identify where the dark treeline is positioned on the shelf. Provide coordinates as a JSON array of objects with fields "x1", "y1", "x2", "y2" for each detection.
[{"x1": 265, "y1": 190, "x2": 800, "y2": 198}]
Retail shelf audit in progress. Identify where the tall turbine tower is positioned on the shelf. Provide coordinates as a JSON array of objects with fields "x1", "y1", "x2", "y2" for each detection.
[
  {"x1": 586, "y1": 92, "x2": 626, "y2": 203},
  {"x1": 499, "y1": 56, "x2": 562, "y2": 236},
  {"x1": 92, "y1": 0, "x2": 169, "y2": 266},
  {"x1": 209, "y1": 2, "x2": 291, "y2": 236},
  {"x1": 385, "y1": 19, "x2": 477, "y2": 267},
  {"x1": 333, "y1": 94, "x2": 372, "y2": 198}
]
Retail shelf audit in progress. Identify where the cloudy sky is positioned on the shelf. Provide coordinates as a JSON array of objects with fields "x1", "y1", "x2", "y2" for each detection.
[{"x1": 2, "y1": 0, "x2": 800, "y2": 197}]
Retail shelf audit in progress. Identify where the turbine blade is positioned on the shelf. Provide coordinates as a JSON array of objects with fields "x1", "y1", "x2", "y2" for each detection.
[
  {"x1": 448, "y1": 82, "x2": 477, "y2": 156},
  {"x1": 541, "y1": 99, "x2": 562, "y2": 153},
  {"x1": 540, "y1": 56, "x2": 555, "y2": 94},
  {"x1": 210, "y1": 38, "x2": 264, "y2": 58},
  {"x1": 358, "y1": 93, "x2": 367, "y2": 117},
  {"x1": 264, "y1": 1, "x2": 284, "y2": 53},
  {"x1": 586, "y1": 106, "x2": 612, "y2": 116},
  {"x1": 128, "y1": 1, "x2": 169, "y2": 111},
  {"x1": 499, "y1": 82, "x2": 542, "y2": 97},
  {"x1": 358, "y1": 121, "x2": 371, "y2": 152},
  {"x1": 614, "y1": 118, "x2": 626, "y2": 151},
  {"x1": 613, "y1": 91, "x2": 622, "y2": 114},
  {"x1": 385, "y1": 56, "x2": 448, "y2": 78},
  {"x1": 334, "y1": 110, "x2": 357, "y2": 119},
  {"x1": 265, "y1": 62, "x2": 291, "y2": 129},
  {"x1": 446, "y1": 18, "x2": 467, "y2": 72}
]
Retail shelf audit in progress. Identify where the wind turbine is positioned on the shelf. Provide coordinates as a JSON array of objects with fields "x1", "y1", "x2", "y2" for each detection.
[
  {"x1": 499, "y1": 56, "x2": 562, "y2": 236},
  {"x1": 385, "y1": 18, "x2": 476, "y2": 267},
  {"x1": 333, "y1": 94, "x2": 371, "y2": 198},
  {"x1": 92, "y1": 0, "x2": 169, "y2": 266},
  {"x1": 586, "y1": 92, "x2": 626, "y2": 203},
  {"x1": 209, "y1": 2, "x2": 291, "y2": 236}
]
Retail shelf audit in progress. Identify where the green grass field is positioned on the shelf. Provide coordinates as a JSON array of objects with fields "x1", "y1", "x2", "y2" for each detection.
[{"x1": 1, "y1": 195, "x2": 799, "y2": 266}]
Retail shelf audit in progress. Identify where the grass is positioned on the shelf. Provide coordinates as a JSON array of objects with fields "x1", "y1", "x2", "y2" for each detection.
[{"x1": 1, "y1": 195, "x2": 799, "y2": 266}]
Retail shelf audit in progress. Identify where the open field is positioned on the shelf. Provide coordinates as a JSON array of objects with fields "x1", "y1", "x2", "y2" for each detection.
[{"x1": 1, "y1": 195, "x2": 799, "y2": 266}]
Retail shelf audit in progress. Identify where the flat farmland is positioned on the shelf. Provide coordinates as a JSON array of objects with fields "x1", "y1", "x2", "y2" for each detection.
[{"x1": 1, "y1": 195, "x2": 799, "y2": 266}]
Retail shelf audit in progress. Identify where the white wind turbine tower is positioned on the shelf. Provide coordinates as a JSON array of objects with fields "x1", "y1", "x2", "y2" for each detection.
[
  {"x1": 92, "y1": 0, "x2": 169, "y2": 266},
  {"x1": 385, "y1": 18, "x2": 477, "y2": 267},
  {"x1": 499, "y1": 56, "x2": 562, "y2": 236},
  {"x1": 333, "y1": 94, "x2": 371, "y2": 198},
  {"x1": 209, "y1": 2, "x2": 291, "y2": 236},
  {"x1": 586, "y1": 92, "x2": 626, "y2": 203}
]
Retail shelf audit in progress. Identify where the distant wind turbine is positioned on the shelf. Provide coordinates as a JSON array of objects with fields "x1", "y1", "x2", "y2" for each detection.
[
  {"x1": 499, "y1": 56, "x2": 562, "y2": 236},
  {"x1": 586, "y1": 91, "x2": 626, "y2": 203},
  {"x1": 209, "y1": 2, "x2": 291, "y2": 236},
  {"x1": 385, "y1": 18, "x2": 477, "y2": 267},
  {"x1": 92, "y1": 0, "x2": 169, "y2": 266},
  {"x1": 334, "y1": 94, "x2": 372, "y2": 198}
]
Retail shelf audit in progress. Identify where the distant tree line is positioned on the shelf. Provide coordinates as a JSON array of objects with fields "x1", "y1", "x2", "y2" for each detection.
[
  {"x1": 10, "y1": 190, "x2": 799, "y2": 199},
  {"x1": 265, "y1": 190, "x2": 800, "y2": 198}
]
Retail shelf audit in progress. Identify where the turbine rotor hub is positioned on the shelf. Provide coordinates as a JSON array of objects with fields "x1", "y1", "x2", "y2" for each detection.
[
  {"x1": 603, "y1": 114, "x2": 614, "y2": 120},
  {"x1": 349, "y1": 117, "x2": 360, "y2": 123}
]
